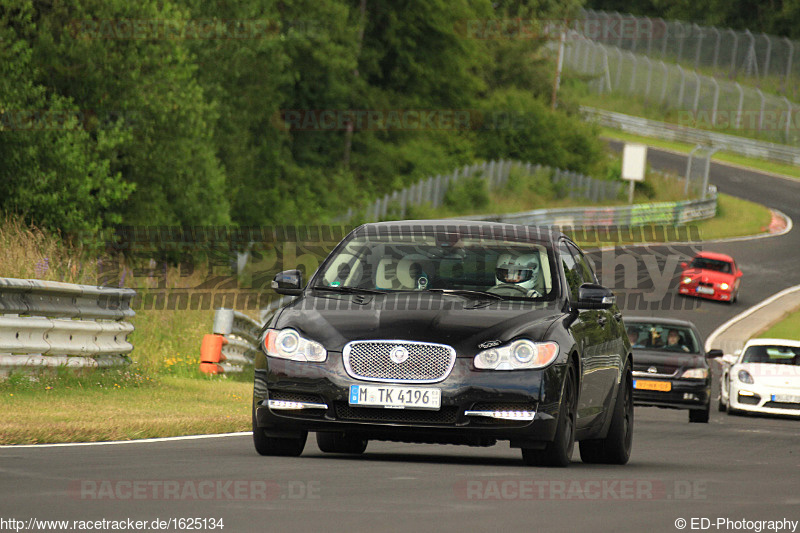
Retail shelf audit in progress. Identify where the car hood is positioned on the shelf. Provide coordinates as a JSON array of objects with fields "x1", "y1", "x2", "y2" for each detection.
[
  {"x1": 632, "y1": 348, "x2": 706, "y2": 376},
  {"x1": 681, "y1": 268, "x2": 734, "y2": 284},
  {"x1": 735, "y1": 363, "x2": 800, "y2": 388},
  {"x1": 272, "y1": 292, "x2": 564, "y2": 356}
]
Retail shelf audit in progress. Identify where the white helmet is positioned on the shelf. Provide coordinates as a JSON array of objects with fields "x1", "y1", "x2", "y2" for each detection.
[{"x1": 495, "y1": 253, "x2": 541, "y2": 293}]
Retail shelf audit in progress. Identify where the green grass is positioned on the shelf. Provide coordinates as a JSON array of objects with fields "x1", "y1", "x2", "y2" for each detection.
[
  {"x1": 690, "y1": 193, "x2": 774, "y2": 241},
  {"x1": 758, "y1": 307, "x2": 800, "y2": 341},
  {"x1": 600, "y1": 127, "x2": 800, "y2": 180},
  {"x1": 0, "y1": 373, "x2": 251, "y2": 444}
]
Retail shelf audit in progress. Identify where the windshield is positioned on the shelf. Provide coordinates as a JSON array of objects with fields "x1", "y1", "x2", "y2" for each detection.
[
  {"x1": 742, "y1": 345, "x2": 800, "y2": 365},
  {"x1": 311, "y1": 228, "x2": 557, "y2": 300},
  {"x1": 690, "y1": 257, "x2": 732, "y2": 273},
  {"x1": 625, "y1": 322, "x2": 701, "y2": 354}
]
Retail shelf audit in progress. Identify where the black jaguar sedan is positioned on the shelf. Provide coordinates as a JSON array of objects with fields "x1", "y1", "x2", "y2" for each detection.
[
  {"x1": 625, "y1": 317, "x2": 722, "y2": 423},
  {"x1": 253, "y1": 221, "x2": 633, "y2": 466}
]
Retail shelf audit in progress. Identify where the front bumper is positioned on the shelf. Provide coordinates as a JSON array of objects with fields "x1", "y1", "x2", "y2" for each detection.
[
  {"x1": 632, "y1": 376, "x2": 710, "y2": 410},
  {"x1": 729, "y1": 382, "x2": 800, "y2": 417},
  {"x1": 678, "y1": 284, "x2": 733, "y2": 302},
  {"x1": 254, "y1": 355, "x2": 566, "y2": 446}
]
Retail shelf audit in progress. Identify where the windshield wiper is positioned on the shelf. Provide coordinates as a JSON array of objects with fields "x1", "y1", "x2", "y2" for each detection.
[
  {"x1": 312, "y1": 286, "x2": 387, "y2": 295},
  {"x1": 425, "y1": 289, "x2": 505, "y2": 300}
]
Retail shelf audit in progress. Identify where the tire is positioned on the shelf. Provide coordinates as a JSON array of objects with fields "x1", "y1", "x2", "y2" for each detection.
[
  {"x1": 316, "y1": 432, "x2": 368, "y2": 454},
  {"x1": 522, "y1": 365, "x2": 577, "y2": 467},
  {"x1": 252, "y1": 409, "x2": 307, "y2": 457},
  {"x1": 579, "y1": 359, "x2": 634, "y2": 465},
  {"x1": 718, "y1": 395, "x2": 727, "y2": 412},
  {"x1": 689, "y1": 405, "x2": 710, "y2": 423}
]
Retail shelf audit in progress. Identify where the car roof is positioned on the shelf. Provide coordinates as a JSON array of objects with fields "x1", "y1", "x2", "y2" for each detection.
[
  {"x1": 354, "y1": 220, "x2": 565, "y2": 243},
  {"x1": 623, "y1": 316, "x2": 698, "y2": 328},
  {"x1": 742, "y1": 338, "x2": 800, "y2": 349},
  {"x1": 694, "y1": 251, "x2": 734, "y2": 263}
]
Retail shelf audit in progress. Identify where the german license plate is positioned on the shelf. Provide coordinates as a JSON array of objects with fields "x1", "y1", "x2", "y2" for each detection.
[
  {"x1": 696, "y1": 286, "x2": 715, "y2": 295},
  {"x1": 771, "y1": 394, "x2": 800, "y2": 403},
  {"x1": 633, "y1": 380, "x2": 672, "y2": 392},
  {"x1": 349, "y1": 385, "x2": 441, "y2": 410}
]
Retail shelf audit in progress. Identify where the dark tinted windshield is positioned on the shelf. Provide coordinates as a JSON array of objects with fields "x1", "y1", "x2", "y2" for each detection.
[
  {"x1": 742, "y1": 345, "x2": 800, "y2": 365},
  {"x1": 313, "y1": 229, "x2": 557, "y2": 300},
  {"x1": 625, "y1": 322, "x2": 700, "y2": 354},
  {"x1": 690, "y1": 257, "x2": 732, "y2": 273}
]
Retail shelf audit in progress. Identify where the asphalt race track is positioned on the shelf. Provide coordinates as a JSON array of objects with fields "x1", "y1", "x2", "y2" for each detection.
[{"x1": 1, "y1": 146, "x2": 799, "y2": 533}]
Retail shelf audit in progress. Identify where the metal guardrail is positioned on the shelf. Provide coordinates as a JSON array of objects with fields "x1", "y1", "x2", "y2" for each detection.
[
  {"x1": 0, "y1": 278, "x2": 135, "y2": 373},
  {"x1": 454, "y1": 186, "x2": 718, "y2": 227},
  {"x1": 203, "y1": 309, "x2": 262, "y2": 374},
  {"x1": 583, "y1": 107, "x2": 800, "y2": 165}
]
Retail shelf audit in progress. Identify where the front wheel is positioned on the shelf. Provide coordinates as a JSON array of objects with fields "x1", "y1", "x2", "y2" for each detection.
[
  {"x1": 718, "y1": 395, "x2": 727, "y2": 412},
  {"x1": 252, "y1": 409, "x2": 307, "y2": 457},
  {"x1": 689, "y1": 405, "x2": 710, "y2": 423},
  {"x1": 522, "y1": 365, "x2": 577, "y2": 467},
  {"x1": 579, "y1": 359, "x2": 634, "y2": 465}
]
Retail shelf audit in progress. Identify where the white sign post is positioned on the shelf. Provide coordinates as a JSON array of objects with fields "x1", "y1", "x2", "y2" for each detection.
[{"x1": 621, "y1": 143, "x2": 647, "y2": 204}]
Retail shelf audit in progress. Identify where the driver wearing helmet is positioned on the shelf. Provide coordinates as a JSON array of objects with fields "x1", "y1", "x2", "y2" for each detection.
[{"x1": 492, "y1": 253, "x2": 542, "y2": 297}]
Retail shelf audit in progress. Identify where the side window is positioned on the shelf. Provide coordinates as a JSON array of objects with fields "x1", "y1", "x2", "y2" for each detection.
[
  {"x1": 559, "y1": 242, "x2": 584, "y2": 301},
  {"x1": 566, "y1": 242, "x2": 598, "y2": 285}
]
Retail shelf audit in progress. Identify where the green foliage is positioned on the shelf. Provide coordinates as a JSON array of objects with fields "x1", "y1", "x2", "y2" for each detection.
[
  {"x1": 587, "y1": 0, "x2": 800, "y2": 38},
  {"x1": 503, "y1": 166, "x2": 567, "y2": 199},
  {"x1": 475, "y1": 89, "x2": 608, "y2": 176},
  {"x1": 443, "y1": 175, "x2": 491, "y2": 210},
  {"x1": 1, "y1": 0, "x2": 615, "y2": 236}
]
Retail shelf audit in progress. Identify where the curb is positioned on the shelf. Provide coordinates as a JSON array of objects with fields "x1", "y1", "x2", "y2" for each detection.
[{"x1": 705, "y1": 285, "x2": 800, "y2": 353}]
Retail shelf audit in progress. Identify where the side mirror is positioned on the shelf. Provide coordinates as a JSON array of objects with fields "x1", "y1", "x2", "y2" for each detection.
[
  {"x1": 706, "y1": 349, "x2": 723, "y2": 359},
  {"x1": 576, "y1": 283, "x2": 615, "y2": 310},
  {"x1": 680, "y1": 261, "x2": 688, "y2": 269},
  {"x1": 735, "y1": 270, "x2": 743, "y2": 278},
  {"x1": 272, "y1": 269, "x2": 303, "y2": 296}
]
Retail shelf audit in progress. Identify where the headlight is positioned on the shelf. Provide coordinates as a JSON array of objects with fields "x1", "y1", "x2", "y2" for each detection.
[
  {"x1": 264, "y1": 328, "x2": 327, "y2": 362},
  {"x1": 681, "y1": 277, "x2": 693, "y2": 284},
  {"x1": 737, "y1": 369, "x2": 754, "y2": 384},
  {"x1": 680, "y1": 368, "x2": 708, "y2": 379},
  {"x1": 474, "y1": 340, "x2": 559, "y2": 370},
  {"x1": 719, "y1": 282, "x2": 730, "y2": 291}
]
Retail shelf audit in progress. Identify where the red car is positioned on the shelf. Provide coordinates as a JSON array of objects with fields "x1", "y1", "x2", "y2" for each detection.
[{"x1": 678, "y1": 252, "x2": 742, "y2": 303}]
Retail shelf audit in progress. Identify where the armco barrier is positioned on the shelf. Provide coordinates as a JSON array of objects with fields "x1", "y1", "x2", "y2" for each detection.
[
  {"x1": 583, "y1": 107, "x2": 800, "y2": 165},
  {"x1": 0, "y1": 278, "x2": 135, "y2": 373},
  {"x1": 200, "y1": 309, "x2": 262, "y2": 374},
  {"x1": 453, "y1": 186, "x2": 717, "y2": 227}
]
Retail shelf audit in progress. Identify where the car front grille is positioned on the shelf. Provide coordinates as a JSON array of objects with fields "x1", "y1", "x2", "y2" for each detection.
[
  {"x1": 334, "y1": 403, "x2": 459, "y2": 425},
  {"x1": 343, "y1": 340, "x2": 456, "y2": 383}
]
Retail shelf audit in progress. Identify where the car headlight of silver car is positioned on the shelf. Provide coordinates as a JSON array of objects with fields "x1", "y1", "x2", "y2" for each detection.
[
  {"x1": 264, "y1": 328, "x2": 327, "y2": 362},
  {"x1": 474, "y1": 340, "x2": 559, "y2": 370}
]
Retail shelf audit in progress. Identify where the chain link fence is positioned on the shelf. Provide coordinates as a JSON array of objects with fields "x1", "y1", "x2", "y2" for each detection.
[
  {"x1": 564, "y1": 34, "x2": 800, "y2": 145},
  {"x1": 581, "y1": 9, "x2": 800, "y2": 99}
]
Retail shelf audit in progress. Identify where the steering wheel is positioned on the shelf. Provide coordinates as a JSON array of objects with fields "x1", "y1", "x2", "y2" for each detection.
[{"x1": 486, "y1": 284, "x2": 532, "y2": 296}]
